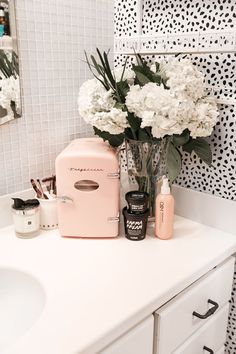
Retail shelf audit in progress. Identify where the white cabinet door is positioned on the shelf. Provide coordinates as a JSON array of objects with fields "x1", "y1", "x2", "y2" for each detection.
[
  {"x1": 173, "y1": 303, "x2": 229, "y2": 353},
  {"x1": 154, "y1": 257, "x2": 234, "y2": 354},
  {"x1": 216, "y1": 346, "x2": 225, "y2": 354},
  {"x1": 100, "y1": 316, "x2": 154, "y2": 354}
]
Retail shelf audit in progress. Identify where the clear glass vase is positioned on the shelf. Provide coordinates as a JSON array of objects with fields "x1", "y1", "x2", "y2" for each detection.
[{"x1": 125, "y1": 138, "x2": 168, "y2": 219}]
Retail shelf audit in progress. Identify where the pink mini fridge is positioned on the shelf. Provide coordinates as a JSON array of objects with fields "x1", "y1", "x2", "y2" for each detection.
[{"x1": 55, "y1": 138, "x2": 120, "y2": 238}]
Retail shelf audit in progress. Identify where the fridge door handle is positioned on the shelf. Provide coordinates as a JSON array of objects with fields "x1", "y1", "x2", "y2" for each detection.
[{"x1": 57, "y1": 196, "x2": 73, "y2": 204}]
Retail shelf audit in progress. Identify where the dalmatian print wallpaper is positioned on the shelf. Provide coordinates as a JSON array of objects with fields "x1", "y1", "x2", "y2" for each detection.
[
  {"x1": 114, "y1": 0, "x2": 236, "y2": 202},
  {"x1": 114, "y1": 0, "x2": 236, "y2": 352}
]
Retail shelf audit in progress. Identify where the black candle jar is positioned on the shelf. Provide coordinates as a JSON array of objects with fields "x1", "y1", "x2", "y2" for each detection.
[
  {"x1": 125, "y1": 191, "x2": 149, "y2": 214},
  {"x1": 123, "y1": 207, "x2": 149, "y2": 241}
]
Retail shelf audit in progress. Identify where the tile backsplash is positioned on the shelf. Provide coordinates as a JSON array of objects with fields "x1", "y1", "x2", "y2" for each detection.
[{"x1": 0, "y1": 0, "x2": 114, "y2": 195}]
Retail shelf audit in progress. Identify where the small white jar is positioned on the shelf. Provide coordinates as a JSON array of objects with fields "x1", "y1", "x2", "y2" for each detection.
[{"x1": 12, "y1": 202, "x2": 40, "y2": 238}]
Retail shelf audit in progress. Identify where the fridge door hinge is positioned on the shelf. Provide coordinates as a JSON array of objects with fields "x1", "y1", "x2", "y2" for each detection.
[{"x1": 108, "y1": 216, "x2": 120, "y2": 223}]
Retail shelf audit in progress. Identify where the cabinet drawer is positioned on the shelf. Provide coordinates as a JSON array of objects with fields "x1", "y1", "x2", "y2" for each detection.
[
  {"x1": 173, "y1": 303, "x2": 229, "y2": 353},
  {"x1": 100, "y1": 316, "x2": 154, "y2": 354},
  {"x1": 154, "y1": 257, "x2": 234, "y2": 354}
]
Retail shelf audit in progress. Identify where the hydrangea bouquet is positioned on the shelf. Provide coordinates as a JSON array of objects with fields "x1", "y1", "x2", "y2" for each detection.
[
  {"x1": 78, "y1": 50, "x2": 219, "y2": 215},
  {"x1": 0, "y1": 50, "x2": 21, "y2": 123}
]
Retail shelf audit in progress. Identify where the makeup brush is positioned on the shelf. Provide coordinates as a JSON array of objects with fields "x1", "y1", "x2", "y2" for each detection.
[
  {"x1": 37, "y1": 179, "x2": 48, "y2": 199},
  {"x1": 30, "y1": 179, "x2": 42, "y2": 198},
  {"x1": 42, "y1": 176, "x2": 54, "y2": 194},
  {"x1": 52, "y1": 175, "x2": 56, "y2": 195},
  {"x1": 42, "y1": 176, "x2": 54, "y2": 182}
]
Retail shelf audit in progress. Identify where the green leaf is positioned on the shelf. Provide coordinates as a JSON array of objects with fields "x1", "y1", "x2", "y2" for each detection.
[
  {"x1": 0, "y1": 50, "x2": 19, "y2": 78},
  {"x1": 96, "y1": 48, "x2": 106, "y2": 69},
  {"x1": 173, "y1": 129, "x2": 190, "y2": 147},
  {"x1": 126, "y1": 112, "x2": 141, "y2": 132},
  {"x1": 152, "y1": 74, "x2": 162, "y2": 85},
  {"x1": 114, "y1": 102, "x2": 125, "y2": 110},
  {"x1": 134, "y1": 51, "x2": 145, "y2": 67},
  {"x1": 114, "y1": 81, "x2": 123, "y2": 103},
  {"x1": 84, "y1": 50, "x2": 93, "y2": 73},
  {"x1": 132, "y1": 63, "x2": 162, "y2": 86},
  {"x1": 119, "y1": 57, "x2": 128, "y2": 82},
  {"x1": 84, "y1": 51, "x2": 110, "y2": 90},
  {"x1": 155, "y1": 62, "x2": 160, "y2": 72},
  {"x1": 12, "y1": 51, "x2": 19, "y2": 75},
  {"x1": 90, "y1": 55, "x2": 104, "y2": 76},
  {"x1": 116, "y1": 80, "x2": 130, "y2": 102},
  {"x1": 11, "y1": 101, "x2": 21, "y2": 118},
  {"x1": 182, "y1": 137, "x2": 212, "y2": 166},
  {"x1": 102, "y1": 50, "x2": 116, "y2": 88},
  {"x1": 135, "y1": 71, "x2": 150, "y2": 85},
  {"x1": 93, "y1": 127, "x2": 124, "y2": 147},
  {"x1": 182, "y1": 138, "x2": 195, "y2": 153},
  {"x1": 124, "y1": 127, "x2": 135, "y2": 140},
  {"x1": 132, "y1": 62, "x2": 162, "y2": 85},
  {"x1": 93, "y1": 49, "x2": 116, "y2": 90},
  {"x1": 193, "y1": 138, "x2": 212, "y2": 166},
  {"x1": 167, "y1": 142, "x2": 182, "y2": 184},
  {"x1": 138, "y1": 128, "x2": 151, "y2": 141}
]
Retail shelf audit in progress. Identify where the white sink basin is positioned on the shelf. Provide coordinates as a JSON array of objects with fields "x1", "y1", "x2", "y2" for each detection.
[{"x1": 0, "y1": 268, "x2": 46, "y2": 352}]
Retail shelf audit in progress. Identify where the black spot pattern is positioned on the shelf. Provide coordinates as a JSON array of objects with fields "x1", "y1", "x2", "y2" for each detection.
[
  {"x1": 175, "y1": 52, "x2": 236, "y2": 200},
  {"x1": 177, "y1": 103, "x2": 236, "y2": 200},
  {"x1": 115, "y1": 2, "x2": 236, "y2": 351},
  {"x1": 115, "y1": 0, "x2": 138, "y2": 37},
  {"x1": 142, "y1": 0, "x2": 236, "y2": 34}
]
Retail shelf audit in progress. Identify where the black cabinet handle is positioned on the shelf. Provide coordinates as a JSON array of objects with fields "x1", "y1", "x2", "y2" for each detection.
[
  {"x1": 203, "y1": 346, "x2": 214, "y2": 353},
  {"x1": 192, "y1": 299, "x2": 219, "y2": 319}
]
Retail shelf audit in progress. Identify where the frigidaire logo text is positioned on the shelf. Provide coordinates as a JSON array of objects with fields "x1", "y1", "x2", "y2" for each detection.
[{"x1": 69, "y1": 168, "x2": 104, "y2": 172}]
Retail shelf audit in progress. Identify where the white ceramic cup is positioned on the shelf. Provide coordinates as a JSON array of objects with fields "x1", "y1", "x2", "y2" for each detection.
[{"x1": 38, "y1": 198, "x2": 58, "y2": 230}]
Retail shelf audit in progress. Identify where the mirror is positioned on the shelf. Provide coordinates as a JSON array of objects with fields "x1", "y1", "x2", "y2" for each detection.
[{"x1": 0, "y1": 0, "x2": 21, "y2": 125}]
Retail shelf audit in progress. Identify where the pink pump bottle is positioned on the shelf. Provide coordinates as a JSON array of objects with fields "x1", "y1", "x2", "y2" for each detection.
[{"x1": 155, "y1": 176, "x2": 174, "y2": 240}]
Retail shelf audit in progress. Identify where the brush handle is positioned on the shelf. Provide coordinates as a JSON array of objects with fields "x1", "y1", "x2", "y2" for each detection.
[
  {"x1": 42, "y1": 176, "x2": 54, "y2": 182},
  {"x1": 30, "y1": 179, "x2": 42, "y2": 198},
  {"x1": 37, "y1": 179, "x2": 48, "y2": 199}
]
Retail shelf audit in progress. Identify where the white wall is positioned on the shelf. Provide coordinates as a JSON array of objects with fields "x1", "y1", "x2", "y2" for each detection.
[{"x1": 0, "y1": 0, "x2": 114, "y2": 195}]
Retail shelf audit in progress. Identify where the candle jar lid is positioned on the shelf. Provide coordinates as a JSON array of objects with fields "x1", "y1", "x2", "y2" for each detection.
[
  {"x1": 125, "y1": 191, "x2": 149, "y2": 214},
  {"x1": 11, "y1": 198, "x2": 40, "y2": 215}
]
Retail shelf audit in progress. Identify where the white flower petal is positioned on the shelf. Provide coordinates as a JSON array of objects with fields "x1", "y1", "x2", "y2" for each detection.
[{"x1": 78, "y1": 78, "x2": 128, "y2": 135}]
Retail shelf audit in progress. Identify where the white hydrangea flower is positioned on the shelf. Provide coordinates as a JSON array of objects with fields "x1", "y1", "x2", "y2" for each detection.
[
  {"x1": 78, "y1": 78, "x2": 128, "y2": 135},
  {"x1": 126, "y1": 83, "x2": 196, "y2": 138},
  {"x1": 113, "y1": 67, "x2": 135, "y2": 85},
  {"x1": 188, "y1": 96, "x2": 219, "y2": 138},
  {"x1": 0, "y1": 75, "x2": 21, "y2": 118},
  {"x1": 162, "y1": 58, "x2": 205, "y2": 102},
  {"x1": 90, "y1": 108, "x2": 128, "y2": 135},
  {"x1": 78, "y1": 57, "x2": 218, "y2": 140},
  {"x1": 78, "y1": 78, "x2": 115, "y2": 121}
]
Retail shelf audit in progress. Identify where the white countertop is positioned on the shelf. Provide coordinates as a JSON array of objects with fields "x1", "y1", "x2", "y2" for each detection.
[{"x1": 1, "y1": 216, "x2": 236, "y2": 354}]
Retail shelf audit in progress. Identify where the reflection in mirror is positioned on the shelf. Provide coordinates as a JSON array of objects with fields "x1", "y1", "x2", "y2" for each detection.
[{"x1": 0, "y1": 0, "x2": 21, "y2": 125}]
